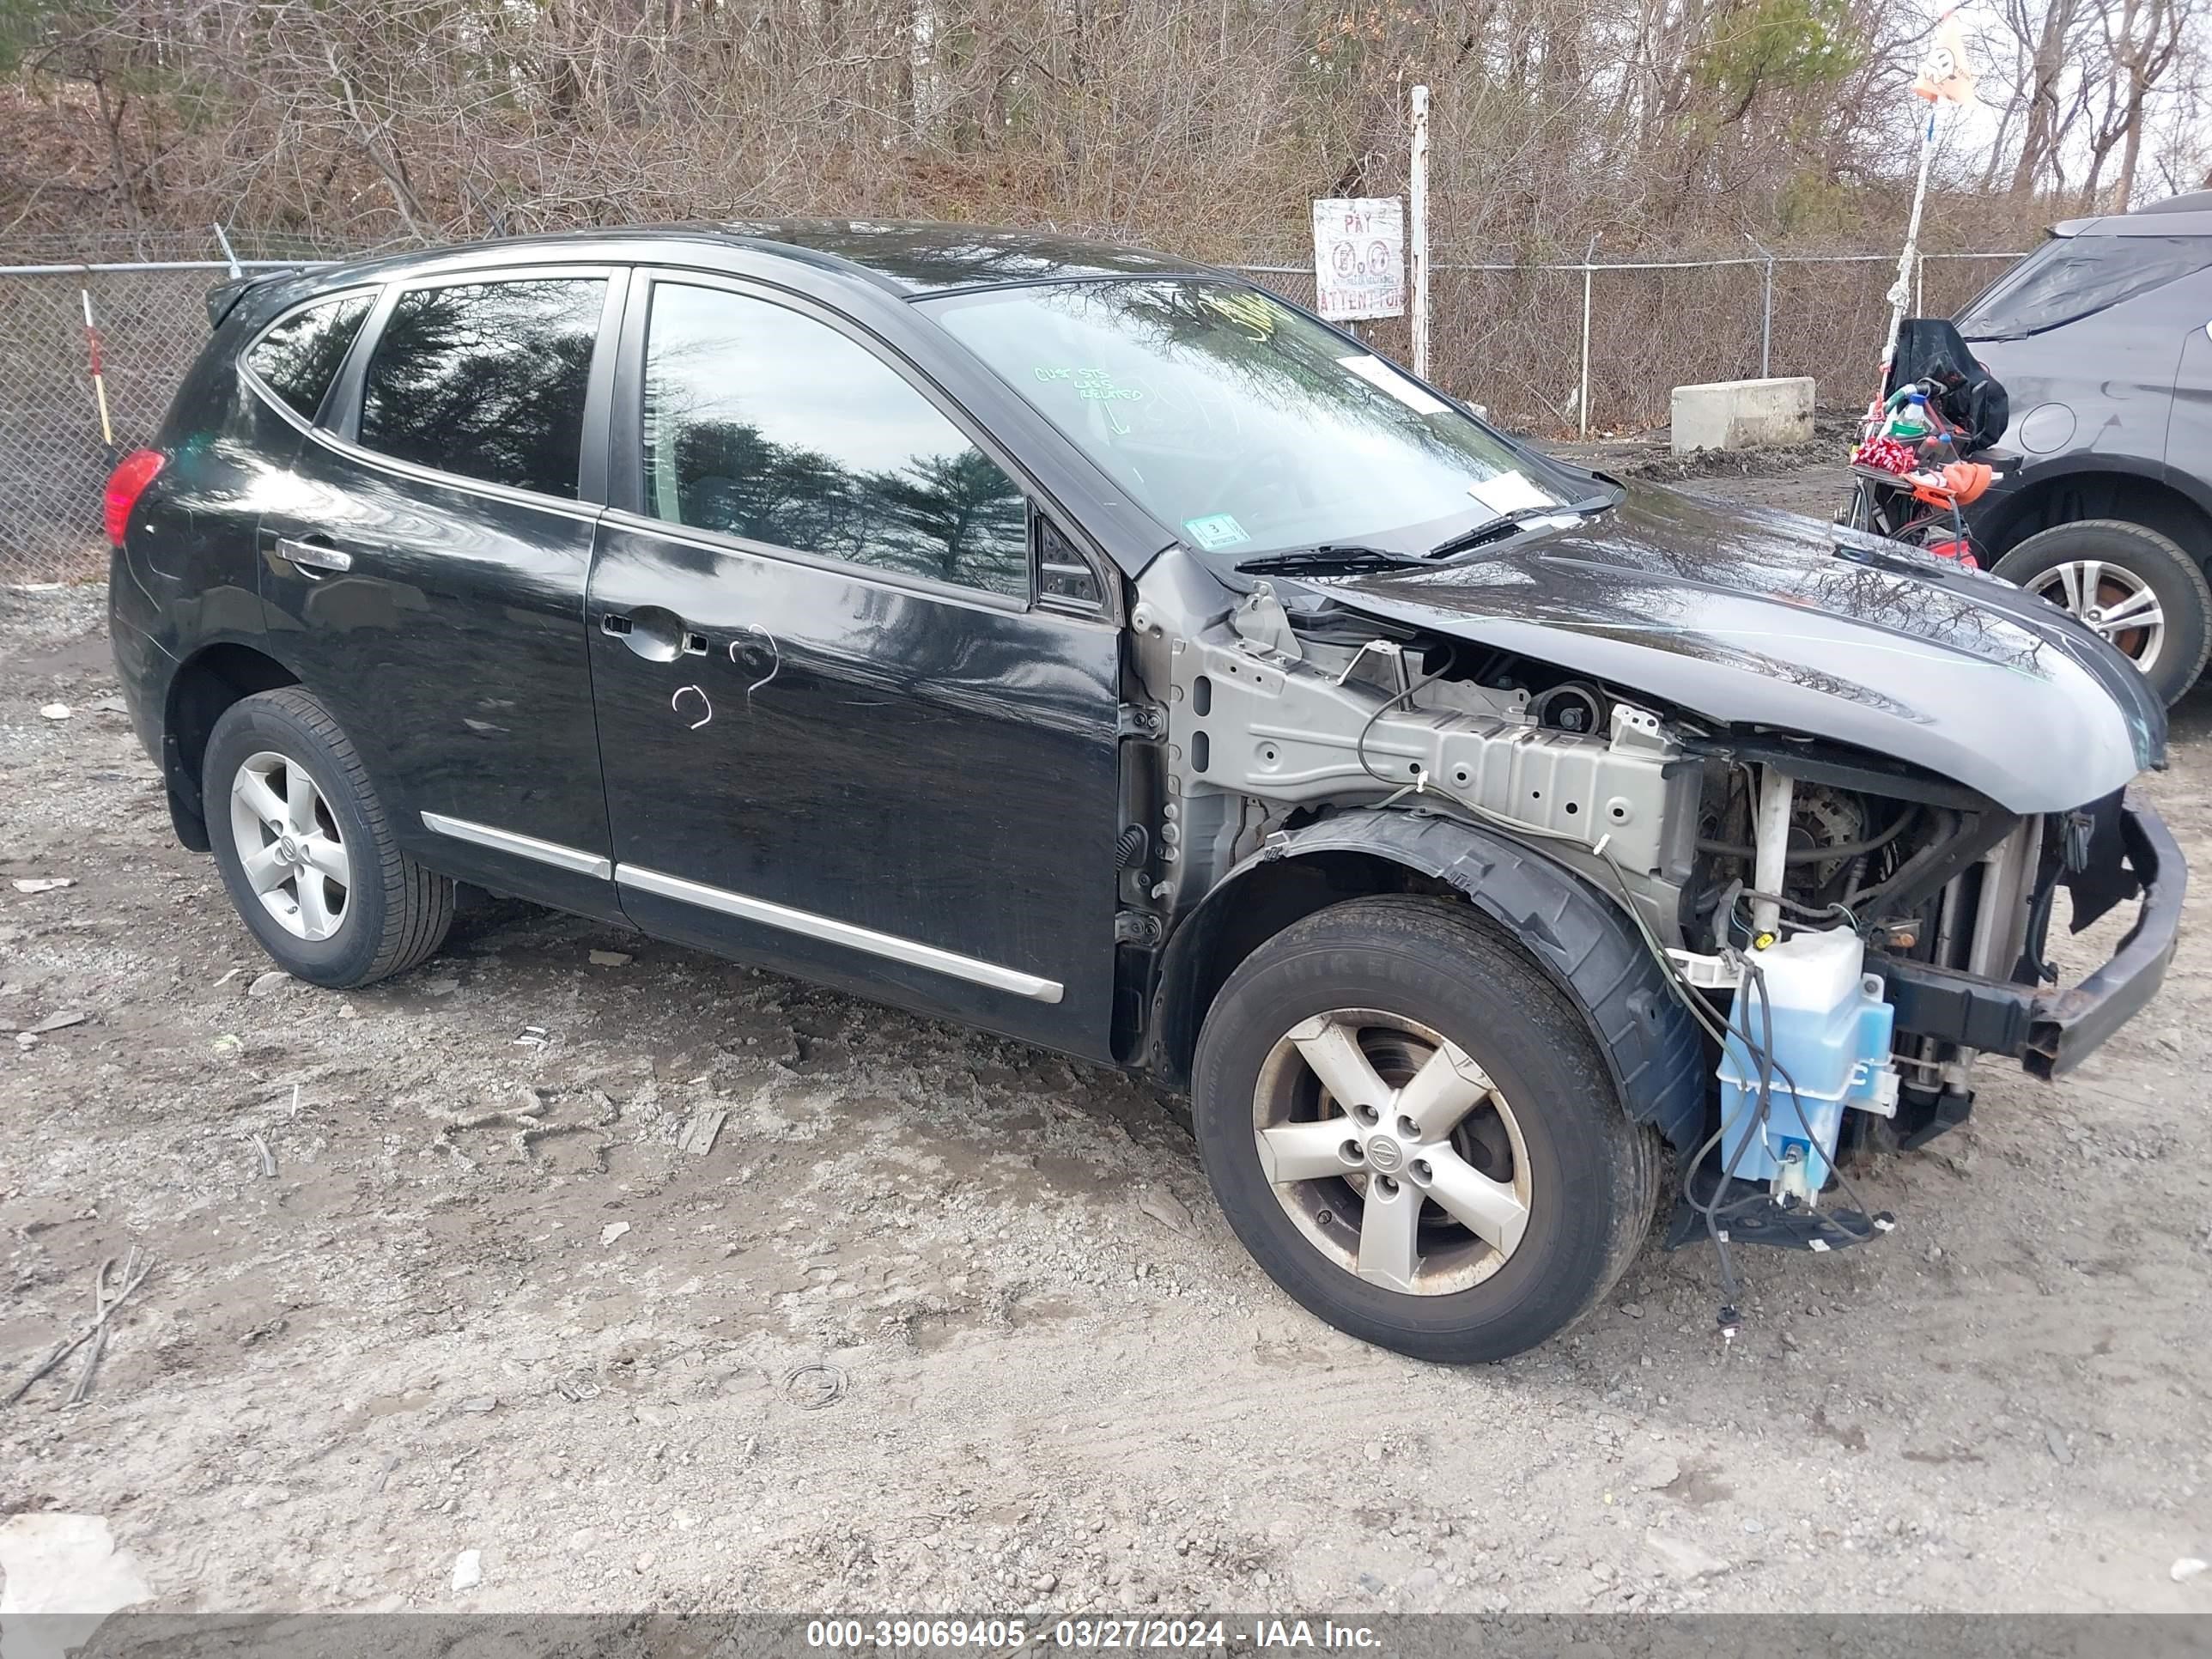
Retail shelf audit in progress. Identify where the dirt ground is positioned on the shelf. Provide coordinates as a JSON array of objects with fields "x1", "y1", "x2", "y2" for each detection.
[
  {"x1": 6, "y1": 454, "x2": 2212, "y2": 1617},
  {"x1": 1549, "y1": 410, "x2": 1870, "y2": 520}
]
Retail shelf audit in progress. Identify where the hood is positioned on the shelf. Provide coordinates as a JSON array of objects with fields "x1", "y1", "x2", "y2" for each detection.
[{"x1": 1291, "y1": 486, "x2": 2164, "y2": 814}]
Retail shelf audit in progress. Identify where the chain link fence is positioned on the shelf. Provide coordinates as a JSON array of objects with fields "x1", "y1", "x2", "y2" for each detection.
[
  {"x1": 0, "y1": 239, "x2": 2020, "y2": 586},
  {"x1": 1224, "y1": 251, "x2": 2019, "y2": 433}
]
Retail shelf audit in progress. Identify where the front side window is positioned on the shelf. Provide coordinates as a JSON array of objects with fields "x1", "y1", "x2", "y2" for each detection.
[
  {"x1": 359, "y1": 277, "x2": 605, "y2": 498},
  {"x1": 246, "y1": 292, "x2": 374, "y2": 421},
  {"x1": 1959, "y1": 234, "x2": 2212, "y2": 341},
  {"x1": 928, "y1": 279, "x2": 1579, "y2": 560},
  {"x1": 641, "y1": 282, "x2": 1028, "y2": 599}
]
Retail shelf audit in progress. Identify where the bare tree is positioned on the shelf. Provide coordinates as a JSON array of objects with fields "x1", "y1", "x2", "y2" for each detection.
[{"x1": 1, "y1": 0, "x2": 2196, "y2": 260}]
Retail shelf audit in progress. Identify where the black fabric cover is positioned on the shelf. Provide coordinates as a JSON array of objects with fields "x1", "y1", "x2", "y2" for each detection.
[
  {"x1": 1888, "y1": 318, "x2": 2011, "y2": 453},
  {"x1": 2062, "y1": 789, "x2": 2141, "y2": 933}
]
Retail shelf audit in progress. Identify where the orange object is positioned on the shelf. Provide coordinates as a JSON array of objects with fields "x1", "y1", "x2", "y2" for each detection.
[
  {"x1": 1909, "y1": 461, "x2": 1993, "y2": 509},
  {"x1": 1946, "y1": 461, "x2": 1994, "y2": 504}
]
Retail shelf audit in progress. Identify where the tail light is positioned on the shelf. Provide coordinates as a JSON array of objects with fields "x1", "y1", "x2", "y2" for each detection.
[{"x1": 103, "y1": 448, "x2": 166, "y2": 547}]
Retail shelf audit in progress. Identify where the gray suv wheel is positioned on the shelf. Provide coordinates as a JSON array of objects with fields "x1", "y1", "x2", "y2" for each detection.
[{"x1": 1994, "y1": 519, "x2": 2212, "y2": 704}]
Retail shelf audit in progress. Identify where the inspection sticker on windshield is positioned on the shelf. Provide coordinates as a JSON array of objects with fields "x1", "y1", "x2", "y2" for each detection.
[
  {"x1": 1336, "y1": 353, "x2": 1449, "y2": 415},
  {"x1": 1468, "y1": 471, "x2": 1558, "y2": 516},
  {"x1": 1184, "y1": 514, "x2": 1251, "y2": 550}
]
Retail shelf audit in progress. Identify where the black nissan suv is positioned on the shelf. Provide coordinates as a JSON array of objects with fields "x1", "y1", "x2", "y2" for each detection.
[{"x1": 106, "y1": 223, "x2": 2181, "y2": 1364}]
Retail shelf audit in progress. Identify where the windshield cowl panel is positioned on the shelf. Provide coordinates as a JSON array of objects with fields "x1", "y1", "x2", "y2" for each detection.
[{"x1": 924, "y1": 277, "x2": 1596, "y2": 561}]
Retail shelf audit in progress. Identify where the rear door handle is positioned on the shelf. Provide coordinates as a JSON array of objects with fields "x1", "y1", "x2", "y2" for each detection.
[{"x1": 275, "y1": 537, "x2": 353, "y2": 576}]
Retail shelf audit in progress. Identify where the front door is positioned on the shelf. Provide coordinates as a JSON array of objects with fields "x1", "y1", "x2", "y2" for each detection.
[
  {"x1": 258, "y1": 267, "x2": 626, "y2": 918},
  {"x1": 586, "y1": 274, "x2": 1123, "y2": 1057}
]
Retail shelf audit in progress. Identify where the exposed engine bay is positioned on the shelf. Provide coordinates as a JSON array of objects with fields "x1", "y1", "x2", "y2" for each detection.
[{"x1": 1128, "y1": 554, "x2": 2175, "y2": 1321}]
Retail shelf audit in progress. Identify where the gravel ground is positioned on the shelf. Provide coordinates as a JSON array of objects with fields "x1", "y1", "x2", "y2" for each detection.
[{"x1": 5, "y1": 461, "x2": 2212, "y2": 1616}]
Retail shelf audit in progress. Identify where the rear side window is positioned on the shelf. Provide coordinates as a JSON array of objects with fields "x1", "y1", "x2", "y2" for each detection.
[
  {"x1": 359, "y1": 277, "x2": 605, "y2": 499},
  {"x1": 640, "y1": 282, "x2": 1029, "y2": 598},
  {"x1": 246, "y1": 293, "x2": 373, "y2": 421},
  {"x1": 1958, "y1": 235, "x2": 2212, "y2": 340}
]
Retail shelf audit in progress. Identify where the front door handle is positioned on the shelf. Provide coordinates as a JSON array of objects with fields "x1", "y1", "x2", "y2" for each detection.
[
  {"x1": 599, "y1": 606, "x2": 706, "y2": 660},
  {"x1": 275, "y1": 537, "x2": 352, "y2": 577}
]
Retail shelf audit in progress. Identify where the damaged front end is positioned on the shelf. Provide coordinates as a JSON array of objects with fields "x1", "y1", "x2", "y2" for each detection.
[
  {"x1": 1656, "y1": 744, "x2": 2181, "y2": 1257},
  {"x1": 1128, "y1": 527, "x2": 2182, "y2": 1279}
]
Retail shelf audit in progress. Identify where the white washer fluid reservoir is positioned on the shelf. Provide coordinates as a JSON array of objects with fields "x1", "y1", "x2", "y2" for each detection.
[{"x1": 1715, "y1": 926, "x2": 1899, "y2": 1201}]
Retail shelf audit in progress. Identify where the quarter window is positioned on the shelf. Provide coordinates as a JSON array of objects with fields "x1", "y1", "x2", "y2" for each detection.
[
  {"x1": 641, "y1": 282, "x2": 1028, "y2": 599},
  {"x1": 246, "y1": 293, "x2": 374, "y2": 421},
  {"x1": 359, "y1": 277, "x2": 605, "y2": 498}
]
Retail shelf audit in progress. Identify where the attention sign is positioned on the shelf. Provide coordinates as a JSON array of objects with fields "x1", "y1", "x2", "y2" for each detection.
[{"x1": 1312, "y1": 198, "x2": 1406, "y2": 321}]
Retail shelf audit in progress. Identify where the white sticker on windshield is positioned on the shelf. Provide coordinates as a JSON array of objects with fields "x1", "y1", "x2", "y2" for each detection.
[
  {"x1": 1467, "y1": 471, "x2": 1558, "y2": 516},
  {"x1": 1184, "y1": 513, "x2": 1251, "y2": 550},
  {"x1": 1336, "y1": 353, "x2": 1450, "y2": 416}
]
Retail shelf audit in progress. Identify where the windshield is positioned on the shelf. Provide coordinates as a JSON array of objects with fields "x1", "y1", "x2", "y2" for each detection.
[
  {"x1": 927, "y1": 279, "x2": 1580, "y2": 556},
  {"x1": 1958, "y1": 234, "x2": 2212, "y2": 341}
]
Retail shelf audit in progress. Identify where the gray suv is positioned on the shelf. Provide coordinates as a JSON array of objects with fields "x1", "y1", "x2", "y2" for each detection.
[{"x1": 1963, "y1": 191, "x2": 2212, "y2": 702}]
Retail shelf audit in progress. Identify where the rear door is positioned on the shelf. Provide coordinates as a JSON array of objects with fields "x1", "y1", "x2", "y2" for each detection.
[
  {"x1": 585, "y1": 271, "x2": 1124, "y2": 1058},
  {"x1": 257, "y1": 266, "x2": 627, "y2": 918}
]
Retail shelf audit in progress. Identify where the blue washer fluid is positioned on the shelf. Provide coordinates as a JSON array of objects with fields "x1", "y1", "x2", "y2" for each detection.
[{"x1": 1716, "y1": 927, "x2": 1898, "y2": 1195}]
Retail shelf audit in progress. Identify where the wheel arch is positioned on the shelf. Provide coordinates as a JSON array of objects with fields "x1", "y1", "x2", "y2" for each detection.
[
  {"x1": 1148, "y1": 809, "x2": 1709, "y2": 1162},
  {"x1": 1977, "y1": 463, "x2": 2212, "y2": 567},
  {"x1": 161, "y1": 641, "x2": 304, "y2": 850}
]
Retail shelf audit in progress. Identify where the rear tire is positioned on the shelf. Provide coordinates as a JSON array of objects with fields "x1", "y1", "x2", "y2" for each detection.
[
  {"x1": 204, "y1": 688, "x2": 454, "y2": 988},
  {"x1": 1191, "y1": 896, "x2": 1661, "y2": 1364},
  {"x1": 1992, "y1": 519, "x2": 2212, "y2": 704}
]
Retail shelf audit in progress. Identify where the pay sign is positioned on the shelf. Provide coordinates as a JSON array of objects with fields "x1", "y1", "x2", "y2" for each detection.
[{"x1": 1312, "y1": 198, "x2": 1406, "y2": 322}]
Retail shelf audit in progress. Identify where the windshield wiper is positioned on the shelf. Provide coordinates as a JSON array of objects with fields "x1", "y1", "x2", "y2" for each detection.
[
  {"x1": 1235, "y1": 544, "x2": 1425, "y2": 576},
  {"x1": 1427, "y1": 493, "x2": 1613, "y2": 560}
]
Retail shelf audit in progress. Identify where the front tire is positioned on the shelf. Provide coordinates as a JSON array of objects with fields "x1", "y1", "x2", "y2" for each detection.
[
  {"x1": 1992, "y1": 519, "x2": 2212, "y2": 704},
  {"x1": 1192, "y1": 896, "x2": 1661, "y2": 1364},
  {"x1": 204, "y1": 688, "x2": 454, "y2": 988}
]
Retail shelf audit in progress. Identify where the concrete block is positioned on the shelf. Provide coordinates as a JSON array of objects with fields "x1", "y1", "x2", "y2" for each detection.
[{"x1": 1670, "y1": 376, "x2": 1815, "y2": 453}]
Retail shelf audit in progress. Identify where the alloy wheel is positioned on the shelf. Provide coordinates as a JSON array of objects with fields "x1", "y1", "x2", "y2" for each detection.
[
  {"x1": 228, "y1": 750, "x2": 351, "y2": 941},
  {"x1": 2030, "y1": 559, "x2": 2166, "y2": 670},
  {"x1": 1249, "y1": 1008, "x2": 1531, "y2": 1295}
]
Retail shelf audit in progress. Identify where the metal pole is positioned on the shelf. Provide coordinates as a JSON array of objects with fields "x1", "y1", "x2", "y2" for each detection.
[
  {"x1": 1579, "y1": 234, "x2": 1599, "y2": 438},
  {"x1": 1409, "y1": 84, "x2": 1430, "y2": 381},
  {"x1": 212, "y1": 222, "x2": 243, "y2": 280},
  {"x1": 1745, "y1": 234, "x2": 1774, "y2": 379},
  {"x1": 0, "y1": 258, "x2": 310, "y2": 276},
  {"x1": 1884, "y1": 106, "x2": 1938, "y2": 379},
  {"x1": 1914, "y1": 251, "x2": 1925, "y2": 315},
  {"x1": 81, "y1": 289, "x2": 114, "y2": 455},
  {"x1": 1751, "y1": 767, "x2": 1795, "y2": 940}
]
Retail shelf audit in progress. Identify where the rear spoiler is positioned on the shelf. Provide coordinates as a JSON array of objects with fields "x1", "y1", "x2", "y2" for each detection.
[{"x1": 204, "y1": 268, "x2": 303, "y2": 330}]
